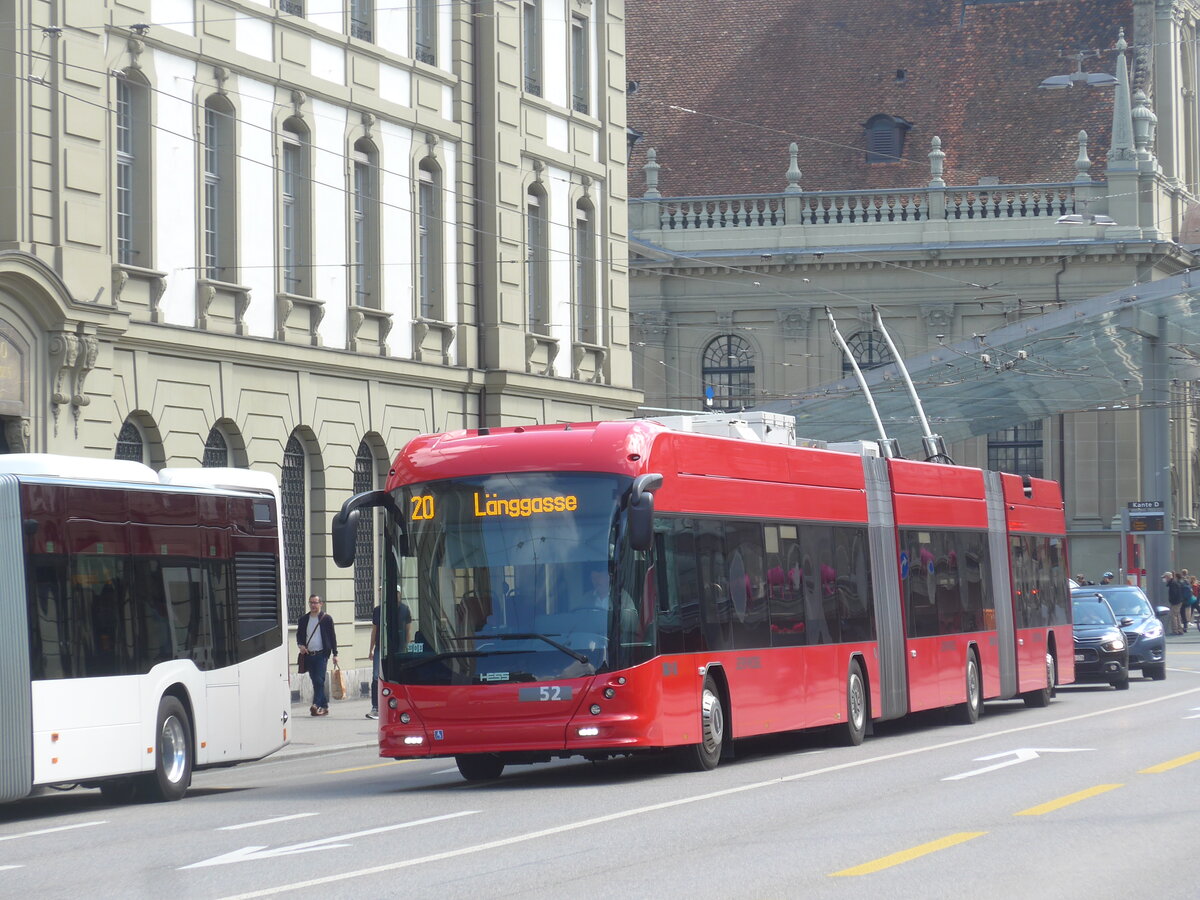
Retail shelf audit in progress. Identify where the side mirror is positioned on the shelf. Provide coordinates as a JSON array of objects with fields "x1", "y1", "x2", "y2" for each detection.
[
  {"x1": 331, "y1": 490, "x2": 397, "y2": 568},
  {"x1": 628, "y1": 473, "x2": 663, "y2": 551},
  {"x1": 1155, "y1": 606, "x2": 1170, "y2": 616},
  {"x1": 1119, "y1": 617, "x2": 1134, "y2": 627}
]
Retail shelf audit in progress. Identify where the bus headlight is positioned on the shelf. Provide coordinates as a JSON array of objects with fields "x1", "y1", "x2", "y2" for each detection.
[
  {"x1": 403, "y1": 736, "x2": 424, "y2": 745},
  {"x1": 577, "y1": 726, "x2": 600, "y2": 737}
]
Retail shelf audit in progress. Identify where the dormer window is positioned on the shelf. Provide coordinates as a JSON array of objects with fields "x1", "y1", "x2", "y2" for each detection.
[{"x1": 863, "y1": 114, "x2": 912, "y2": 164}]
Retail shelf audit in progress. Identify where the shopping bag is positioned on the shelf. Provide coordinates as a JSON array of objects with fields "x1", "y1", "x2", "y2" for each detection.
[
  {"x1": 297, "y1": 651, "x2": 307, "y2": 674},
  {"x1": 331, "y1": 663, "x2": 347, "y2": 700}
]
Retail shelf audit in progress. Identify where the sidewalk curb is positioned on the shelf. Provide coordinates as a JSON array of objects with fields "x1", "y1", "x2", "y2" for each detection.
[{"x1": 269, "y1": 740, "x2": 379, "y2": 762}]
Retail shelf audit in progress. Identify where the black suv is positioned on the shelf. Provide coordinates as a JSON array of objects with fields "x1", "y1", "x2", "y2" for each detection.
[
  {"x1": 1071, "y1": 586, "x2": 1166, "y2": 680},
  {"x1": 1071, "y1": 593, "x2": 1131, "y2": 690}
]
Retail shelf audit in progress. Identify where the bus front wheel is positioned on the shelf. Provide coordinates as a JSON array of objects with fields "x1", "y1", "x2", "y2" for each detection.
[
  {"x1": 144, "y1": 696, "x2": 192, "y2": 802},
  {"x1": 456, "y1": 754, "x2": 505, "y2": 781},
  {"x1": 682, "y1": 676, "x2": 725, "y2": 771}
]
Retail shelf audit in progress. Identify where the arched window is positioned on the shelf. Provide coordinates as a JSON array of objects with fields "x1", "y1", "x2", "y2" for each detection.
[
  {"x1": 526, "y1": 184, "x2": 549, "y2": 334},
  {"x1": 842, "y1": 330, "x2": 892, "y2": 375},
  {"x1": 353, "y1": 440, "x2": 377, "y2": 620},
  {"x1": 203, "y1": 95, "x2": 238, "y2": 281},
  {"x1": 417, "y1": 159, "x2": 444, "y2": 320},
  {"x1": 115, "y1": 421, "x2": 144, "y2": 463},
  {"x1": 702, "y1": 335, "x2": 755, "y2": 411},
  {"x1": 115, "y1": 72, "x2": 152, "y2": 267},
  {"x1": 281, "y1": 118, "x2": 311, "y2": 296},
  {"x1": 574, "y1": 199, "x2": 597, "y2": 344},
  {"x1": 281, "y1": 434, "x2": 307, "y2": 620},
  {"x1": 351, "y1": 138, "x2": 381, "y2": 308},
  {"x1": 863, "y1": 114, "x2": 912, "y2": 164},
  {"x1": 203, "y1": 427, "x2": 229, "y2": 467}
]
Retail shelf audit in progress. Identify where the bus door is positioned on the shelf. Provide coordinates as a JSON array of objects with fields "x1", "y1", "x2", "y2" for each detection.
[
  {"x1": 0, "y1": 475, "x2": 34, "y2": 802},
  {"x1": 899, "y1": 535, "x2": 944, "y2": 712}
]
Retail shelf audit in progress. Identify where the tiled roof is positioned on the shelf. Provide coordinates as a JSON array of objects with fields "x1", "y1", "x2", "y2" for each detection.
[{"x1": 627, "y1": 0, "x2": 1134, "y2": 197}]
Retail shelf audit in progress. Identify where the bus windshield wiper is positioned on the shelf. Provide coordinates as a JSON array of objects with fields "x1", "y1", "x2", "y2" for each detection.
[
  {"x1": 394, "y1": 649, "x2": 524, "y2": 672},
  {"x1": 474, "y1": 633, "x2": 590, "y2": 665}
]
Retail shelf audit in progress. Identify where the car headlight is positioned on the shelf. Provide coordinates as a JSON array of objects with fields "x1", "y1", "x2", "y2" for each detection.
[
  {"x1": 1142, "y1": 623, "x2": 1163, "y2": 639},
  {"x1": 1101, "y1": 637, "x2": 1126, "y2": 652}
]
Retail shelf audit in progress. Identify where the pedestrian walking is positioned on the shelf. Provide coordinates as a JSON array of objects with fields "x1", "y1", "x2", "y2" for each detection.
[
  {"x1": 1164, "y1": 571, "x2": 1186, "y2": 635},
  {"x1": 297, "y1": 594, "x2": 338, "y2": 716}
]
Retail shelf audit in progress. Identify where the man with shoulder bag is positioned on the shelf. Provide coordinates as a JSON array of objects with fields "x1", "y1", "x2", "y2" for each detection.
[{"x1": 297, "y1": 594, "x2": 338, "y2": 716}]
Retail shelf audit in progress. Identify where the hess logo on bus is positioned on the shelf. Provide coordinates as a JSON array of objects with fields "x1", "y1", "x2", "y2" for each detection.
[{"x1": 408, "y1": 492, "x2": 579, "y2": 521}]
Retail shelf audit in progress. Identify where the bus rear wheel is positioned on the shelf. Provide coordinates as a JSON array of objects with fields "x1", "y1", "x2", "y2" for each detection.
[
  {"x1": 837, "y1": 661, "x2": 867, "y2": 746},
  {"x1": 952, "y1": 654, "x2": 982, "y2": 725},
  {"x1": 456, "y1": 754, "x2": 505, "y2": 781},
  {"x1": 682, "y1": 676, "x2": 725, "y2": 771},
  {"x1": 143, "y1": 696, "x2": 192, "y2": 802}
]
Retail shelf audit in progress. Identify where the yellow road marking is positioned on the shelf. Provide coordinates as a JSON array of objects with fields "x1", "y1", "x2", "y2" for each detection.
[
  {"x1": 326, "y1": 760, "x2": 409, "y2": 774},
  {"x1": 829, "y1": 832, "x2": 986, "y2": 877},
  {"x1": 1140, "y1": 751, "x2": 1200, "y2": 774},
  {"x1": 1014, "y1": 783, "x2": 1122, "y2": 816}
]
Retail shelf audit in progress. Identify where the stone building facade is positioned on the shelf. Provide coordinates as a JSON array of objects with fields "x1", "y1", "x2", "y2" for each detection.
[
  {"x1": 0, "y1": 0, "x2": 640, "y2": 684},
  {"x1": 627, "y1": 0, "x2": 1200, "y2": 582}
]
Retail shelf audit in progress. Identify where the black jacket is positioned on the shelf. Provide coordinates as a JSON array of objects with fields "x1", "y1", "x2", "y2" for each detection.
[{"x1": 297, "y1": 612, "x2": 338, "y2": 656}]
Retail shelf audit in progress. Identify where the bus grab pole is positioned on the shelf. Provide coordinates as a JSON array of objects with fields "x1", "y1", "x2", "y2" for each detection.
[{"x1": 825, "y1": 306, "x2": 896, "y2": 455}]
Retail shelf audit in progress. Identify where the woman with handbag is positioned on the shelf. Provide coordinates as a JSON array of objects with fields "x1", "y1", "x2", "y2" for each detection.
[{"x1": 297, "y1": 594, "x2": 338, "y2": 716}]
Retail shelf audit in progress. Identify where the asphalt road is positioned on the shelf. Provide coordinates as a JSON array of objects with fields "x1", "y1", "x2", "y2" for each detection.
[{"x1": 3, "y1": 646, "x2": 1198, "y2": 900}]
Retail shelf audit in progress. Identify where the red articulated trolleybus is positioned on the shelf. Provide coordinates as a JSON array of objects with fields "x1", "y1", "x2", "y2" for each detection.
[{"x1": 332, "y1": 412, "x2": 1072, "y2": 781}]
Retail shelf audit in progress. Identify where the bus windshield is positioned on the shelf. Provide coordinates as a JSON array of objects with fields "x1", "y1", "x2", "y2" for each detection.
[{"x1": 380, "y1": 472, "x2": 646, "y2": 685}]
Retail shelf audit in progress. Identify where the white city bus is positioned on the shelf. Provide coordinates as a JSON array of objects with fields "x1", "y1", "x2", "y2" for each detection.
[{"x1": 0, "y1": 455, "x2": 291, "y2": 803}]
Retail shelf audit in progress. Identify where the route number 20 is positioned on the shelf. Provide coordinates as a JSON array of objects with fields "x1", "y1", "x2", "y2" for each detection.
[{"x1": 410, "y1": 495, "x2": 435, "y2": 520}]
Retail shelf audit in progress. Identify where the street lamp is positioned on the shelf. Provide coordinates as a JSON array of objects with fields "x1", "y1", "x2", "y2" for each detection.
[{"x1": 1038, "y1": 50, "x2": 1118, "y2": 90}]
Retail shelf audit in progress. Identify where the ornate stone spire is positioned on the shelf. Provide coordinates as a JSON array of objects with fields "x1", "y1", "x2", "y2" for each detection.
[{"x1": 1107, "y1": 28, "x2": 1136, "y2": 171}]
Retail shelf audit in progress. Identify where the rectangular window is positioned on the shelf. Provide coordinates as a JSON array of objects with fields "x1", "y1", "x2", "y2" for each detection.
[
  {"x1": 280, "y1": 0, "x2": 304, "y2": 15},
  {"x1": 116, "y1": 80, "x2": 135, "y2": 265},
  {"x1": 987, "y1": 420, "x2": 1044, "y2": 478},
  {"x1": 574, "y1": 207, "x2": 596, "y2": 344},
  {"x1": 526, "y1": 192, "x2": 549, "y2": 333},
  {"x1": 350, "y1": 0, "x2": 373, "y2": 41},
  {"x1": 281, "y1": 140, "x2": 300, "y2": 293},
  {"x1": 571, "y1": 15, "x2": 589, "y2": 114},
  {"x1": 523, "y1": 0, "x2": 542, "y2": 96},
  {"x1": 417, "y1": 168, "x2": 443, "y2": 320},
  {"x1": 203, "y1": 107, "x2": 221, "y2": 280},
  {"x1": 415, "y1": 0, "x2": 437, "y2": 65},
  {"x1": 352, "y1": 147, "x2": 380, "y2": 309}
]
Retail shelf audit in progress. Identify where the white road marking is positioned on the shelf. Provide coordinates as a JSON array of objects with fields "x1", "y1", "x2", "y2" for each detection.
[
  {"x1": 433, "y1": 768, "x2": 459, "y2": 775},
  {"x1": 218, "y1": 813, "x2": 318, "y2": 831},
  {"x1": 218, "y1": 685, "x2": 1200, "y2": 899},
  {"x1": 0, "y1": 866, "x2": 23, "y2": 871},
  {"x1": 942, "y1": 747, "x2": 1092, "y2": 781},
  {"x1": 0, "y1": 821, "x2": 106, "y2": 843},
  {"x1": 184, "y1": 811, "x2": 479, "y2": 869}
]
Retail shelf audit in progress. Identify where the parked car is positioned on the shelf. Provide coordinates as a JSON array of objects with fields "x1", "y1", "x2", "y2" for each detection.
[
  {"x1": 1071, "y1": 585, "x2": 1166, "y2": 680},
  {"x1": 1071, "y1": 593, "x2": 1130, "y2": 690}
]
